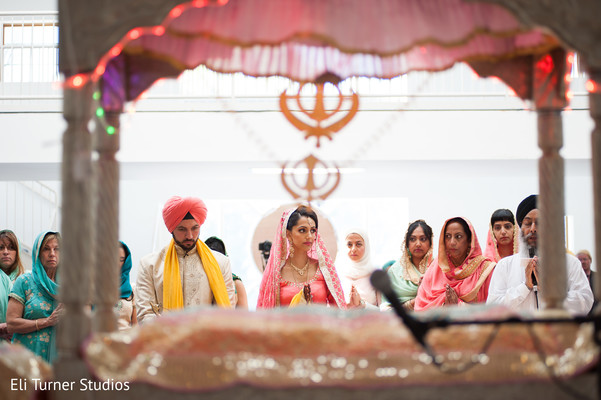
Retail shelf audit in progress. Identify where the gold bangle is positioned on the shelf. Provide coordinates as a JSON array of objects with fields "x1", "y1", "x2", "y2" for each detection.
[{"x1": 35, "y1": 319, "x2": 39, "y2": 331}]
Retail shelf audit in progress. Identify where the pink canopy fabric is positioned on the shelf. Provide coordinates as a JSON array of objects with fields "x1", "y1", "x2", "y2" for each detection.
[{"x1": 99, "y1": 0, "x2": 558, "y2": 110}]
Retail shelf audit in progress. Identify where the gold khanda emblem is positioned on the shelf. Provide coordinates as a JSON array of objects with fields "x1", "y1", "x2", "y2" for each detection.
[
  {"x1": 279, "y1": 76, "x2": 359, "y2": 147},
  {"x1": 281, "y1": 154, "x2": 341, "y2": 202}
]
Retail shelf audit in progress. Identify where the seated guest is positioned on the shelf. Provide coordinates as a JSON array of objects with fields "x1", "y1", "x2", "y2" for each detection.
[
  {"x1": 257, "y1": 206, "x2": 346, "y2": 308},
  {"x1": 487, "y1": 195, "x2": 593, "y2": 315},
  {"x1": 0, "y1": 230, "x2": 25, "y2": 283},
  {"x1": 115, "y1": 241, "x2": 137, "y2": 330},
  {"x1": 0, "y1": 266, "x2": 10, "y2": 341},
  {"x1": 381, "y1": 220, "x2": 433, "y2": 311},
  {"x1": 205, "y1": 236, "x2": 248, "y2": 309},
  {"x1": 576, "y1": 250, "x2": 595, "y2": 291},
  {"x1": 0, "y1": 230, "x2": 24, "y2": 340},
  {"x1": 576, "y1": 250, "x2": 598, "y2": 314},
  {"x1": 484, "y1": 209, "x2": 519, "y2": 262},
  {"x1": 415, "y1": 217, "x2": 495, "y2": 311},
  {"x1": 577, "y1": 249, "x2": 597, "y2": 313},
  {"x1": 7, "y1": 231, "x2": 64, "y2": 363},
  {"x1": 340, "y1": 229, "x2": 379, "y2": 309}
]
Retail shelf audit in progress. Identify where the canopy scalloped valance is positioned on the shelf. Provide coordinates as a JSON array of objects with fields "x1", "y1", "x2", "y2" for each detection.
[{"x1": 90, "y1": 0, "x2": 559, "y2": 111}]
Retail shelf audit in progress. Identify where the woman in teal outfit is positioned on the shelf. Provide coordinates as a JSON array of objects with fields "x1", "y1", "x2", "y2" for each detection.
[
  {"x1": 115, "y1": 241, "x2": 137, "y2": 329},
  {"x1": 380, "y1": 220, "x2": 434, "y2": 311},
  {"x1": 0, "y1": 271, "x2": 10, "y2": 341},
  {"x1": 1, "y1": 230, "x2": 25, "y2": 340},
  {"x1": 0, "y1": 230, "x2": 25, "y2": 284},
  {"x1": 7, "y1": 231, "x2": 63, "y2": 363}
]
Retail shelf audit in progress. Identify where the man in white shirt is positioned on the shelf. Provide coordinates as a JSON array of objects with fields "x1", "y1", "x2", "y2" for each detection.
[{"x1": 487, "y1": 194, "x2": 593, "y2": 315}]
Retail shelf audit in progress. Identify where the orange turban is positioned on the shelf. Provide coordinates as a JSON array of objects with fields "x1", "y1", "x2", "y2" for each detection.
[{"x1": 162, "y1": 196, "x2": 208, "y2": 233}]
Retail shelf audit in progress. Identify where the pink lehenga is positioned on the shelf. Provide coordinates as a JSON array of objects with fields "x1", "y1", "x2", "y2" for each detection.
[{"x1": 256, "y1": 208, "x2": 346, "y2": 309}]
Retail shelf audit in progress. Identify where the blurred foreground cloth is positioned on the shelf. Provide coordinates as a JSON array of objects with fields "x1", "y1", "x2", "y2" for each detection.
[
  {"x1": 82, "y1": 305, "x2": 597, "y2": 391},
  {"x1": 0, "y1": 341, "x2": 52, "y2": 400}
]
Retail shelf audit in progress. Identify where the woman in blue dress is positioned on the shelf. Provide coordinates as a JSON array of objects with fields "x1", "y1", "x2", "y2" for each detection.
[{"x1": 7, "y1": 231, "x2": 63, "y2": 363}]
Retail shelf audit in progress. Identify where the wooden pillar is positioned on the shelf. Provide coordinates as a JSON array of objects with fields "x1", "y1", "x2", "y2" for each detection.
[
  {"x1": 54, "y1": 82, "x2": 94, "y2": 393},
  {"x1": 590, "y1": 69, "x2": 601, "y2": 307},
  {"x1": 532, "y1": 50, "x2": 568, "y2": 311},
  {"x1": 92, "y1": 109, "x2": 121, "y2": 332},
  {"x1": 537, "y1": 108, "x2": 567, "y2": 309}
]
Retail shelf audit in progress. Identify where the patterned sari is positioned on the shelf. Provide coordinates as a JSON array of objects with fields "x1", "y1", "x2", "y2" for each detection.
[
  {"x1": 382, "y1": 244, "x2": 433, "y2": 309},
  {"x1": 414, "y1": 218, "x2": 495, "y2": 311},
  {"x1": 257, "y1": 208, "x2": 346, "y2": 309},
  {"x1": 9, "y1": 231, "x2": 59, "y2": 363}
]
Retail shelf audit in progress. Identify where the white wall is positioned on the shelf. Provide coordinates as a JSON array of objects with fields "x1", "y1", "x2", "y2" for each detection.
[
  {"x1": 0, "y1": 0, "x2": 55, "y2": 12},
  {"x1": 0, "y1": 19, "x2": 596, "y2": 306},
  {"x1": 4, "y1": 158, "x2": 592, "y2": 308},
  {"x1": 1, "y1": 99, "x2": 596, "y2": 308},
  {"x1": 115, "y1": 158, "x2": 595, "y2": 308}
]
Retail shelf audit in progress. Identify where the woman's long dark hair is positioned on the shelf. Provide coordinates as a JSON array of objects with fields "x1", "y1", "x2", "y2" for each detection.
[{"x1": 404, "y1": 220, "x2": 433, "y2": 247}]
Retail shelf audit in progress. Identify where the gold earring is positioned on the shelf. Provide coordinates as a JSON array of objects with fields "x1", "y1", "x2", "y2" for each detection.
[{"x1": 288, "y1": 240, "x2": 295, "y2": 256}]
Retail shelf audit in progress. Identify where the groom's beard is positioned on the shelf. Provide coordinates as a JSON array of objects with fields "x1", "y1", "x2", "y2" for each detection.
[{"x1": 173, "y1": 236, "x2": 197, "y2": 251}]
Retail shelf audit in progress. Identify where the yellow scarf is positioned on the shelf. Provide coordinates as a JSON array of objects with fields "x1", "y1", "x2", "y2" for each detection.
[{"x1": 163, "y1": 239, "x2": 231, "y2": 310}]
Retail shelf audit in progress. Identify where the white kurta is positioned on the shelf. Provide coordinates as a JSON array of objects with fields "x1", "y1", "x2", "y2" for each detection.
[
  {"x1": 135, "y1": 243, "x2": 236, "y2": 323},
  {"x1": 486, "y1": 247, "x2": 593, "y2": 315}
]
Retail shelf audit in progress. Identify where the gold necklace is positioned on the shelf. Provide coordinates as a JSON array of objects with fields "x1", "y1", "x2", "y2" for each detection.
[{"x1": 290, "y1": 259, "x2": 309, "y2": 276}]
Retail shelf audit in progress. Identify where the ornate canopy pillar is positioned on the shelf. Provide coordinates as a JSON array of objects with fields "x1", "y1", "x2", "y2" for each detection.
[
  {"x1": 533, "y1": 50, "x2": 569, "y2": 309},
  {"x1": 468, "y1": 47, "x2": 568, "y2": 310},
  {"x1": 589, "y1": 69, "x2": 601, "y2": 308},
  {"x1": 58, "y1": 0, "x2": 188, "y2": 357},
  {"x1": 55, "y1": 82, "x2": 94, "y2": 393},
  {"x1": 536, "y1": 104, "x2": 567, "y2": 310},
  {"x1": 92, "y1": 109, "x2": 122, "y2": 333},
  {"x1": 473, "y1": 0, "x2": 601, "y2": 309}
]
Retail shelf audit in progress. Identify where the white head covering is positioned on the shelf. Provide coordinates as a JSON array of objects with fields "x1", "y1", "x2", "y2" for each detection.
[
  {"x1": 342, "y1": 229, "x2": 376, "y2": 279},
  {"x1": 340, "y1": 229, "x2": 379, "y2": 306}
]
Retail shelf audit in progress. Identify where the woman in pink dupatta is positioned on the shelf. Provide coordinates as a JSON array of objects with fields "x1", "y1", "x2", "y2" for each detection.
[
  {"x1": 483, "y1": 209, "x2": 519, "y2": 262},
  {"x1": 257, "y1": 206, "x2": 346, "y2": 309},
  {"x1": 414, "y1": 217, "x2": 496, "y2": 311}
]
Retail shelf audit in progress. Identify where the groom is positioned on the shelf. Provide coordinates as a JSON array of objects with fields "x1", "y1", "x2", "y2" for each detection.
[{"x1": 135, "y1": 196, "x2": 235, "y2": 323}]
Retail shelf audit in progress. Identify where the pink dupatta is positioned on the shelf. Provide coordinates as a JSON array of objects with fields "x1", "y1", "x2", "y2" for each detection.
[
  {"x1": 414, "y1": 217, "x2": 495, "y2": 311},
  {"x1": 483, "y1": 221, "x2": 519, "y2": 262},
  {"x1": 256, "y1": 208, "x2": 346, "y2": 309}
]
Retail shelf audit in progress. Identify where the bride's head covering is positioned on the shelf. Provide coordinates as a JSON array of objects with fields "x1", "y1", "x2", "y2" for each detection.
[
  {"x1": 341, "y1": 229, "x2": 376, "y2": 279},
  {"x1": 257, "y1": 206, "x2": 346, "y2": 309}
]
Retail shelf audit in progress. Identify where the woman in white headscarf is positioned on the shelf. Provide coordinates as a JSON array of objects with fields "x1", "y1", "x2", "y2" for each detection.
[{"x1": 340, "y1": 229, "x2": 380, "y2": 309}]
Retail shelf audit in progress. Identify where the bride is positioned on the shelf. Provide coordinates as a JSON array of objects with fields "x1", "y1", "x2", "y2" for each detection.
[{"x1": 256, "y1": 206, "x2": 346, "y2": 309}]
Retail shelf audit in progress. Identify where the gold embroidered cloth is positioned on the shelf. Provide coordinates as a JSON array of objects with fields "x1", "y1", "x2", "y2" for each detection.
[
  {"x1": 0, "y1": 341, "x2": 52, "y2": 400},
  {"x1": 83, "y1": 306, "x2": 597, "y2": 391}
]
